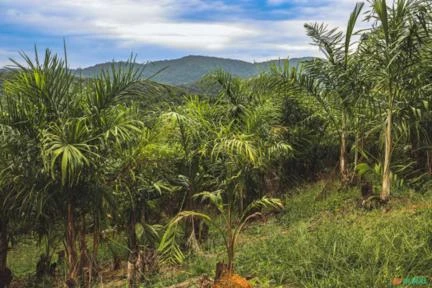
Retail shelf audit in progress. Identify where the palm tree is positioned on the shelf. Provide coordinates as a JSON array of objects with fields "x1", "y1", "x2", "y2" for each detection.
[
  {"x1": 0, "y1": 47, "x2": 75, "y2": 286},
  {"x1": 302, "y1": 2, "x2": 365, "y2": 184},
  {"x1": 2, "y1": 47, "x2": 145, "y2": 285},
  {"x1": 210, "y1": 71, "x2": 292, "y2": 206},
  {"x1": 109, "y1": 120, "x2": 179, "y2": 286},
  {"x1": 43, "y1": 63, "x2": 144, "y2": 285},
  {"x1": 159, "y1": 194, "x2": 283, "y2": 276},
  {"x1": 362, "y1": 0, "x2": 429, "y2": 200},
  {"x1": 159, "y1": 72, "x2": 290, "y2": 279}
]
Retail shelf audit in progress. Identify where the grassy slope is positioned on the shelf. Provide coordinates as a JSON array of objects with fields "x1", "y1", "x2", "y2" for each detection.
[
  {"x1": 150, "y1": 182, "x2": 432, "y2": 287},
  {"x1": 8, "y1": 182, "x2": 432, "y2": 287}
]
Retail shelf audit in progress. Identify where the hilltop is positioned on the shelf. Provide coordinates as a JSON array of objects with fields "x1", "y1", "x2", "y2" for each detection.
[{"x1": 73, "y1": 55, "x2": 312, "y2": 85}]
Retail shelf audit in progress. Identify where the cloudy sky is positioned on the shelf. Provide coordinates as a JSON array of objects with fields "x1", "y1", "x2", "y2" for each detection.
[{"x1": 0, "y1": 0, "x2": 367, "y2": 68}]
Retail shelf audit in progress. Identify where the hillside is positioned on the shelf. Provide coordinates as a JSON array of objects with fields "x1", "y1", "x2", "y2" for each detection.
[
  {"x1": 146, "y1": 183, "x2": 432, "y2": 287},
  {"x1": 73, "y1": 55, "x2": 311, "y2": 85},
  {"x1": 8, "y1": 182, "x2": 432, "y2": 287}
]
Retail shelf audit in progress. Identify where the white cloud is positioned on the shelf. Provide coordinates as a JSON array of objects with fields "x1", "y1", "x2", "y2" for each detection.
[
  {"x1": 0, "y1": 0, "x2": 370, "y2": 64},
  {"x1": 1, "y1": 0, "x2": 254, "y2": 50}
]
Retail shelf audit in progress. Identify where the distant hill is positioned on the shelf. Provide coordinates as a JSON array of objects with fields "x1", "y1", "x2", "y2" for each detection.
[{"x1": 73, "y1": 55, "x2": 312, "y2": 85}]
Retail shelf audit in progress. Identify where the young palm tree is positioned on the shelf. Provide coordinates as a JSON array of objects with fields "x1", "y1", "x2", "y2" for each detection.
[
  {"x1": 210, "y1": 71, "x2": 292, "y2": 207},
  {"x1": 159, "y1": 193, "x2": 283, "y2": 275}
]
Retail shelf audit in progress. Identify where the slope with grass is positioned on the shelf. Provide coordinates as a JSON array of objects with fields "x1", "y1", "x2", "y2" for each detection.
[{"x1": 148, "y1": 182, "x2": 432, "y2": 288}]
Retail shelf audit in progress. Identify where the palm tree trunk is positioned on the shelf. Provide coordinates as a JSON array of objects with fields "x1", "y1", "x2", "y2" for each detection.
[
  {"x1": 340, "y1": 113, "x2": 349, "y2": 185},
  {"x1": 89, "y1": 216, "x2": 100, "y2": 286},
  {"x1": 340, "y1": 131, "x2": 349, "y2": 184},
  {"x1": 127, "y1": 209, "x2": 137, "y2": 287},
  {"x1": 78, "y1": 216, "x2": 89, "y2": 286},
  {"x1": 227, "y1": 240, "x2": 235, "y2": 274},
  {"x1": 353, "y1": 132, "x2": 359, "y2": 177},
  {"x1": 381, "y1": 110, "x2": 392, "y2": 201},
  {"x1": 226, "y1": 208, "x2": 234, "y2": 274},
  {"x1": 66, "y1": 200, "x2": 78, "y2": 286}
]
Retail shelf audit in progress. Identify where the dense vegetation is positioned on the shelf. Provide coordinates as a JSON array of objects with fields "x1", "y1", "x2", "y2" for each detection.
[{"x1": 0, "y1": 0, "x2": 431, "y2": 287}]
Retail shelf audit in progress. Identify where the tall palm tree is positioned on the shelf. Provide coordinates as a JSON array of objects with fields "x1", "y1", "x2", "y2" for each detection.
[
  {"x1": 0, "y1": 48, "x2": 75, "y2": 286},
  {"x1": 2, "y1": 47, "x2": 144, "y2": 285},
  {"x1": 303, "y1": 2, "x2": 365, "y2": 184},
  {"x1": 42, "y1": 63, "x2": 144, "y2": 284},
  {"x1": 362, "y1": 0, "x2": 429, "y2": 200}
]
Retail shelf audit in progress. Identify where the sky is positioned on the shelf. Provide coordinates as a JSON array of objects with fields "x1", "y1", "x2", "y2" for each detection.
[{"x1": 0, "y1": 0, "x2": 367, "y2": 68}]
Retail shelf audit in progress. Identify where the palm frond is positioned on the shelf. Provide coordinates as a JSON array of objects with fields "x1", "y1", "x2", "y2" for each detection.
[
  {"x1": 158, "y1": 211, "x2": 211, "y2": 264},
  {"x1": 41, "y1": 118, "x2": 98, "y2": 186}
]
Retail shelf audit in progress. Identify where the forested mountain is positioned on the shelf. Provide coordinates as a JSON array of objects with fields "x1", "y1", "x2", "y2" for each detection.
[{"x1": 73, "y1": 55, "x2": 311, "y2": 85}]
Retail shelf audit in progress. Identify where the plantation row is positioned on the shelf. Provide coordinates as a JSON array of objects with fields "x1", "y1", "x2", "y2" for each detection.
[{"x1": 1, "y1": 0, "x2": 432, "y2": 287}]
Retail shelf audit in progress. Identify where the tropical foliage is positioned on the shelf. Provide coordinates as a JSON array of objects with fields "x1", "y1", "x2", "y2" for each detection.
[{"x1": 0, "y1": 1, "x2": 431, "y2": 287}]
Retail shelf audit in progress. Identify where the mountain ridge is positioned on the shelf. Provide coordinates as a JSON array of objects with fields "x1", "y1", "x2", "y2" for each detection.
[{"x1": 73, "y1": 55, "x2": 313, "y2": 85}]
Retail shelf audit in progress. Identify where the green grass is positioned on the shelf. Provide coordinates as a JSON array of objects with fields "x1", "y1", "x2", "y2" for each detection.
[
  {"x1": 150, "y1": 182, "x2": 432, "y2": 287},
  {"x1": 237, "y1": 210, "x2": 432, "y2": 287},
  {"x1": 8, "y1": 182, "x2": 432, "y2": 287},
  {"x1": 235, "y1": 184, "x2": 432, "y2": 287},
  {"x1": 7, "y1": 237, "x2": 44, "y2": 278}
]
